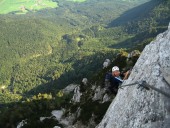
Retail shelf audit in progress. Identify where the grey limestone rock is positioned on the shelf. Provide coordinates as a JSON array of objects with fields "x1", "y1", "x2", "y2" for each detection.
[
  {"x1": 62, "y1": 84, "x2": 78, "y2": 94},
  {"x1": 92, "y1": 86, "x2": 105, "y2": 101},
  {"x1": 96, "y1": 24, "x2": 170, "y2": 128},
  {"x1": 71, "y1": 86, "x2": 82, "y2": 103}
]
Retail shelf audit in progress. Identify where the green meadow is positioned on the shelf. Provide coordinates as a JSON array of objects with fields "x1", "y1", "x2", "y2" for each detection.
[
  {"x1": 68, "y1": 0, "x2": 86, "y2": 2},
  {"x1": 0, "y1": 0, "x2": 58, "y2": 14}
]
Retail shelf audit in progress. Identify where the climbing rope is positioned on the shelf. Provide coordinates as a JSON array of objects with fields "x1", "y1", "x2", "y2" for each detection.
[{"x1": 119, "y1": 81, "x2": 170, "y2": 98}]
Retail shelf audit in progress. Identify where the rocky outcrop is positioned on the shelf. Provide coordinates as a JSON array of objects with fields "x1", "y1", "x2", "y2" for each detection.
[
  {"x1": 52, "y1": 110, "x2": 65, "y2": 121},
  {"x1": 62, "y1": 84, "x2": 78, "y2": 94},
  {"x1": 59, "y1": 107, "x2": 81, "y2": 127},
  {"x1": 40, "y1": 107, "x2": 81, "y2": 127},
  {"x1": 82, "y1": 78, "x2": 88, "y2": 85},
  {"x1": 53, "y1": 126, "x2": 61, "y2": 128},
  {"x1": 96, "y1": 24, "x2": 170, "y2": 128},
  {"x1": 16, "y1": 119, "x2": 27, "y2": 128},
  {"x1": 92, "y1": 86, "x2": 105, "y2": 101},
  {"x1": 103, "y1": 59, "x2": 111, "y2": 69},
  {"x1": 71, "y1": 86, "x2": 82, "y2": 103}
]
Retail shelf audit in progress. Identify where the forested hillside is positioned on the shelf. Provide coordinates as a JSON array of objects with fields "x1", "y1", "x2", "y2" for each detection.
[
  {"x1": 0, "y1": 0, "x2": 169, "y2": 107},
  {"x1": 0, "y1": 0, "x2": 170, "y2": 102},
  {"x1": 0, "y1": 0, "x2": 147, "y2": 102}
]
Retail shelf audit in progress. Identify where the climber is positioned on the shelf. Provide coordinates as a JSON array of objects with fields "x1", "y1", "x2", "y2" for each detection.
[{"x1": 104, "y1": 66, "x2": 130, "y2": 95}]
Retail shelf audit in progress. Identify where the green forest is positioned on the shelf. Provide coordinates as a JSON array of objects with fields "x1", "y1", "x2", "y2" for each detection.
[{"x1": 0, "y1": 0, "x2": 170, "y2": 127}]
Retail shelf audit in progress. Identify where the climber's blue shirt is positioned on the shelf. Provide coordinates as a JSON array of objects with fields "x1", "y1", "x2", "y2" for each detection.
[{"x1": 105, "y1": 73, "x2": 123, "y2": 89}]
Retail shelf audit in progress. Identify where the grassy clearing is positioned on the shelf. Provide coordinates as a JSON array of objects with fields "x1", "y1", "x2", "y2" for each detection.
[
  {"x1": 67, "y1": 0, "x2": 86, "y2": 2},
  {"x1": 0, "y1": 0, "x2": 58, "y2": 14}
]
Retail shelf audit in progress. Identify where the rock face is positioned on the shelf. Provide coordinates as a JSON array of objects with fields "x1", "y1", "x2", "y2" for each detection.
[
  {"x1": 103, "y1": 59, "x2": 111, "y2": 69},
  {"x1": 51, "y1": 110, "x2": 65, "y2": 121},
  {"x1": 92, "y1": 86, "x2": 105, "y2": 101},
  {"x1": 17, "y1": 119, "x2": 27, "y2": 128},
  {"x1": 71, "y1": 86, "x2": 82, "y2": 103},
  {"x1": 97, "y1": 24, "x2": 170, "y2": 128},
  {"x1": 82, "y1": 78, "x2": 88, "y2": 85},
  {"x1": 62, "y1": 84, "x2": 78, "y2": 94}
]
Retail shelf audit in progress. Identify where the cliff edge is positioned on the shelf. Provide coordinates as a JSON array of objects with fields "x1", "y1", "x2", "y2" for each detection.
[{"x1": 97, "y1": 23, "x2": 170, "y2": 128}]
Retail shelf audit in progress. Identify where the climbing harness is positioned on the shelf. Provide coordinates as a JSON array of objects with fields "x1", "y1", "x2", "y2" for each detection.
[{"x1": 119, "y1": 81, "x2": 170, "y2": 98}]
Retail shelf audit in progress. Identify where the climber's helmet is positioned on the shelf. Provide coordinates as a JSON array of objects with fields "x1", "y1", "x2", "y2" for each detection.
[
  {"x1": 112, "y1": 66, "x2": 120, "y2": 77},
  {"x1": 112, "y1": 66, "x2": 119, "y2": 72}
]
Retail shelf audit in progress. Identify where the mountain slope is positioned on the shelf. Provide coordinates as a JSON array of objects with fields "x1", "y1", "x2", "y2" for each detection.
[
  {"x1": 0, "y1": 0, "x2": 170, "y2": 126},
  {"x1": 0, "y1": 0, "x2": 154, "y2": 101},
  {"x1": 0, "y1": 0, "x2": 170, "y2": 104},
  {"x1": 97, "y1": 23, "x2": 170, "y2": 128}
]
